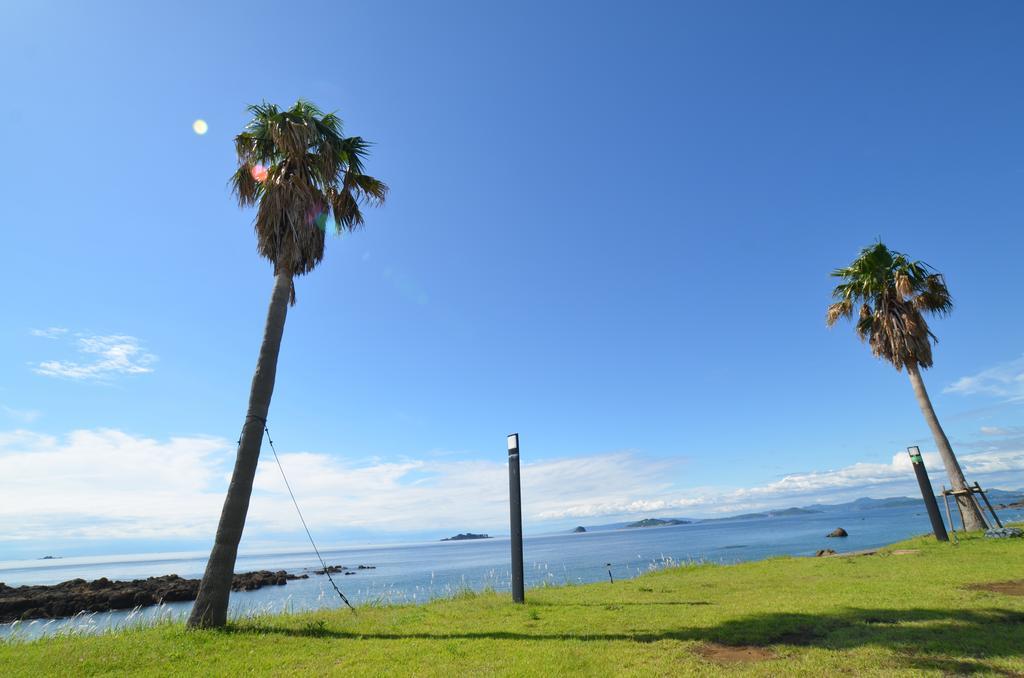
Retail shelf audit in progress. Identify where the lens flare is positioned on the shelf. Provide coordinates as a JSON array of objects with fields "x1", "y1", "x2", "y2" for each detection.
[
  {"x1": 192, "y1": 119, "x2": 208, "y2": 135},
  {"x1": 305, "y1": 202, "x2": 330, "y2": 231},
  {"x1": 250, "y1": 164, "x2": 268, "y2": 182}
]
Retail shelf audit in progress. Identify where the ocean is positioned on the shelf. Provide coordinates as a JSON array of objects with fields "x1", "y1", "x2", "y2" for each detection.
[{"x1": 2, "y1": 501, "x2": 1020, "y2": 640}]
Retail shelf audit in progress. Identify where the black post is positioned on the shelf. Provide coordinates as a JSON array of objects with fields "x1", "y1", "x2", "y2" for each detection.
[
  {"x1": 508, "y1": 433, "x2": 525, "y2": 603},
  {"x1": 907, "y1": 446, "x2": 949, "y2": 542}
]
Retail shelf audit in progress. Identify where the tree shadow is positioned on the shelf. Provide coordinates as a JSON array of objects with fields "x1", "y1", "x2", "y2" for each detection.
[
  {"x1": 528, "y1": 606, "x2": 712, "y2": 610},
  {"x1": 228, "y1": 606, "x2": 1024, "y2": 674}
]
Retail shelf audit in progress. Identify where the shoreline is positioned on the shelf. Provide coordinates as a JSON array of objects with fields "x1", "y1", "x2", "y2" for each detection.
[
  {"x1": 1, "y1": 531, "x2": 1021, "y2": 676},
  {"x1": 0, "y1": 568, "x2": 344, "y2": 624},
  {"x1": 4, "y1": 507, "x2": 1021, "y2": 634},
  {"x1": 0, "y1": 531, "x2": 923, "y2": 627}
]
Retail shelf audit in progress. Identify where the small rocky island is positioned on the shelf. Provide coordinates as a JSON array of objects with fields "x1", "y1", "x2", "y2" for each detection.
[
  {"x1": 572, "y1": 526, "x2": 587, "y2": 533},
  {"x1": 441, "y1": 533, "x2": 491, "y2": 541},
  {"x1": 627, "y1": 518, "x2": 690, "y2": 528}
]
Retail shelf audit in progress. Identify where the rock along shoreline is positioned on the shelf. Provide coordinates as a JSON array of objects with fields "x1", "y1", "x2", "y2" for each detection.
[{"x1": 0, "y1": 566, "x2": 370, "y2": 623}]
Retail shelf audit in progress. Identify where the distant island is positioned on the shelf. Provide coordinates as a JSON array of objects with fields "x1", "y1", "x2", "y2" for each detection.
[
  {"x1": 704, "y1": 507, "x2": 822, "y2": 522},
  {"x1": 441, "y1": 533, "x2": 491, "y2": 541},
  {"x1": 572, "y1": 526, "x2": 587, "y2": 533},
  {"x1": 627, "y1": 518, "x2": 690, "y2": 528}
]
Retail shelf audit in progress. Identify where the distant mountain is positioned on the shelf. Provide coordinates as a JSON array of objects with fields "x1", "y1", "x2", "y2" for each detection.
[
  {"x1": 702, "y1": 507, "x2": 822, "y2": 522},
  {"x1": 985, "y1": 488, "x2": 1024, "y2": 505},
  {"x1": 804, "y1": 497, "x2": 920, "y2": 512},
  {"x1": 807, "y1": 490, "x2": 1024, "y2": 513},
  {"x1": 575, "y1": 488, "x2": 1024, "y2": 533},
  {"x1": 627, "y1": 518, "x2": 690, "y2": 528}
]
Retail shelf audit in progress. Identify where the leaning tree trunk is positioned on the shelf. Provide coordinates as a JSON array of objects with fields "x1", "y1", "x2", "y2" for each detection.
[
  {"x1": 906, "y1": 362, "x2": 987, "y2": 532},
  {"x1": 187, "y1": 272, "x2": 292, "y2": 628}
]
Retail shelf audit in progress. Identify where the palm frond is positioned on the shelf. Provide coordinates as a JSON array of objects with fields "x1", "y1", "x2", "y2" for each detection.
[
  {"x1": 230, "y1": 100, "x2": 387, "y2": 302},
  {"x1": 826, "y1": 241, "x2": 951, "y2": 371},
  {"x1": 825, "y1": 300, "x2": 853, "y2": 327}
]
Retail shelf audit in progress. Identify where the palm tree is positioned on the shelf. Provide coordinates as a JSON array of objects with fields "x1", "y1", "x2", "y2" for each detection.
[
  {"x1": 826, "y1": 242, "x2": 986, "y2": 532},
  {"x1": 187, "y1": 101, "x2": 387, "y2": 628}
]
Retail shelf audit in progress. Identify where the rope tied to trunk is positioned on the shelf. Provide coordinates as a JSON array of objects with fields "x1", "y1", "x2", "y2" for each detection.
[{"x1": 263, "y1": 424, "x2": 355, "y2": 612}]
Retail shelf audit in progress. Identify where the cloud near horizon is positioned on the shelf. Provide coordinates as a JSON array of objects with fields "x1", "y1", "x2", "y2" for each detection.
[{"x1": 2, "y1": 427, "x2": 1024, "y2": 552}]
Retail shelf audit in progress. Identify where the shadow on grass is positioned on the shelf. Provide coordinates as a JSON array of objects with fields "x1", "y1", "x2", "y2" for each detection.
[
  {"x1": 228, "y1": 607, "x2": 1024, "y2": 674},
  {"x1": 530, "y1": 600, "x2": 713, "y2": 607}
]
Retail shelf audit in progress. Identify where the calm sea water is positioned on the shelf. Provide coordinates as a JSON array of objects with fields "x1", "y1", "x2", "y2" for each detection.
[{"x1": 3, "y1": 502, "x2": 1020, "y2": 640}]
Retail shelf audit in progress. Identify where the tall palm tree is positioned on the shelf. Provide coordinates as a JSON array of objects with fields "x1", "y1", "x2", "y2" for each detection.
[
  {"x1": 187, "y1": 101, "x2": 387, "y2": 628},
  {"x1": 826, "y1": 242, "x2": 986, "y2": 532}
]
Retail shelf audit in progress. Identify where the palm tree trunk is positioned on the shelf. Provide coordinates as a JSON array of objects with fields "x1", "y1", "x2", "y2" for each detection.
[
  {"x1": 187, "y1": 272, "x2": 292, "y2": 628},
  {"x1": 906, "y1": 362, "x2": 987, "y2": 532}
]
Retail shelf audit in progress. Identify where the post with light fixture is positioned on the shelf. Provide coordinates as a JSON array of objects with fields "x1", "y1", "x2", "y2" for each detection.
[
  {"x1": 507, "y1": 433, "x2": 525, "y2": 603},
  {"x1": 907, "y1": 446, "x2": 949, "y2": 542}
]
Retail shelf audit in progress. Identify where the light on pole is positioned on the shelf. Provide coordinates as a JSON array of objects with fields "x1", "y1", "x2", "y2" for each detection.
[
  {"x1": 907, "y1": 446, "x2": 949, "y2": 542},
  {"x1": 508, "y1": 433, "x2": 525, "y2": 603}
]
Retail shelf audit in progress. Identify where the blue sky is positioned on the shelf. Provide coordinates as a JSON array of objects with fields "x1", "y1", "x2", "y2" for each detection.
[{"x1": 1, "y1": 1, "x2": 1023, "y2": 559}]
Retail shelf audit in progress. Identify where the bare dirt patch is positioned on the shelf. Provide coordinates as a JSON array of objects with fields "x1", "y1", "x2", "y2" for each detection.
[
  {"x1": 965, "y1": 580, "x2": 1024, "y2": 596},
  {"x1": 695, "y1": 643, "x2": 776, "y2": 664},
  {"x1": 890, "y1": 549, "x2": 920, "y2": 556}
]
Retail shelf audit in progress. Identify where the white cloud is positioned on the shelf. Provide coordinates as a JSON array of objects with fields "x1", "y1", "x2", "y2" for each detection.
[
  {"x1": 247, "y1": 450, "x2": 679, "y2": 533},
  {"x1": 2, "y1": 428, "x2": 1023, "y2": 548},
  {"x1": 33, "y1": 334, "x2": 157, "y2": 381},
  {"x1": 980, "y1": 426, "x2": 1009, "y2": 436},
  {"x1": 0, "y1": 405, "x2": 41, "y2": 424},
  {"x1": 29, "y1": 327, "x2": 68, "y2": 339},
  {"x1": 0, "y1": 429, "x2": 228, "y2": 541},
  {"x1": 0, "y1": 430, "x2": 676, "y2": 543},
  {"x1": 945, "y1": 355, "x2": 1024, "y2": 401},
  {"x1": 533, "y1": 448, "x2": 1024, "y2": 520}
]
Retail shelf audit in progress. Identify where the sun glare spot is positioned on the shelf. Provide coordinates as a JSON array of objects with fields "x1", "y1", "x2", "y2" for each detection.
[
  {"x1": 192, "y1": 119, "x2": 208, "y2": 135},
  {"x1": 250, "y1": 164, "x2": 268, "y2": 182}
]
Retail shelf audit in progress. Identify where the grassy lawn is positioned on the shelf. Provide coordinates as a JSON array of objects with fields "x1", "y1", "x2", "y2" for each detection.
[{"x1": 2, "y1": 531, "x2": 1022, "y2": 676}]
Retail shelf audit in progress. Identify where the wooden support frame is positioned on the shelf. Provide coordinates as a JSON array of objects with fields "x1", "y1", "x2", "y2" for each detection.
[
  {"x1": 940, "y1": 482, "x2": 1002, "y2": 533},
  {"x1": 941, "y1": 485, "x2": 959, "y2": 544}
]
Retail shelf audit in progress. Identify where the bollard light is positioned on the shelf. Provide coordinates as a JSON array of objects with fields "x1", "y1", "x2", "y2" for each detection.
[
  {"x1": 907, "y1": 446, "x2": 949, "y2": 542},
  {"x1": 507, "y1": 433, "x2": 525, "y2": 603}
]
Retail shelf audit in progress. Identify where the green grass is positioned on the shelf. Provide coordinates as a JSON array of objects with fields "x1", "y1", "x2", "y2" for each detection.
[{"x1": 2, "y1": 532, "x2": 1022, "y2": 676}]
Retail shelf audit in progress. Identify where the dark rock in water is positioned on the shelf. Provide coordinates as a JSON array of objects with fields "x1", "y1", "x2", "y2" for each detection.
[
  {"x1": 39, "y1": 556, "x2": 61, "y2": 560},
  {"x1": 441, "y1": 533, "x2": 491, "y2": 541},
  {"x1": 826, "y1": 528, "x2": 848, "y2": 538},
  {"x1": 985, "y1": 527, "x2": 1023, "y2": 539},
  {"x1": 816, "y1": 549, "x2": 836, "y2": 557},
  {"x1": 314, "y1": 564, "x2": 376, "y2": 574},
  {"x1": 315, "y1": 565, "x2": 347, "y2": 574},
  {"x1": 232, "y1": 570, "x2": 305, "y2": 591},
  {"x1": 0, "y1": 570, "x2": 307, "y2": 623},
  {"x1": 573, "y1": 526, "x2": 587, "y2": 533}
]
